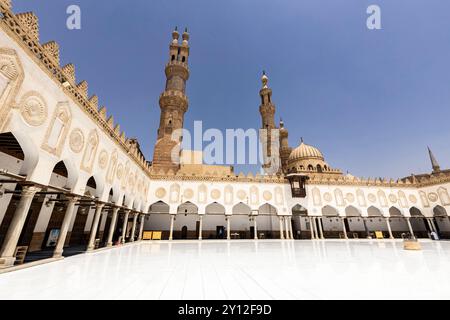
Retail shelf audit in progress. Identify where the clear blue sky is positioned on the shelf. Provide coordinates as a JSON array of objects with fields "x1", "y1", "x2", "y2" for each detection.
[{"x1": 12, "y1": 0, "x2": 450, "y2": 178}]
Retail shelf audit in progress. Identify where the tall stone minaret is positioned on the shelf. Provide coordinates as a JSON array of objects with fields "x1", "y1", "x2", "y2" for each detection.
[
  {"x1": 152, "y1": 27, "x2": 190, "y2": 173},
  {"x1": 259, "y1": 72, "x2": 280, "y2": 174},
  {"x1": 279, "y1": 119, "x2": 292, "y2": 173}
]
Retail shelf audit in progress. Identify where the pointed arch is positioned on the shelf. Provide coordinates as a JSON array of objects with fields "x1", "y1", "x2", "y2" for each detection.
[
  {"x1": 197, "y1": 184, "x2": 207, "y2": 204},
  {"x1": 250, "y1": 186, "x2": 259, "y2": 206},
  {"x1": 367, "y1": 206, "x2": 383, "y2": 217},
  {"x1": 410, "y1": 207, "x2": 424, "y2": 217},
  {"x1": 377, "y1": 190, "x2": 388, "y2": 207},
  {"x1": 356, "y1": 189, "x2": 366, "y2": 207},
  {"x1": 258, "y1": 203, "x2": 277, "y2": 215},
  {"x1": 177, "y1": 201, "x2": 198, "y2": 214},
  {"x1": 42, "y1": 102, "x2": 72, "y2": 157},
  {"x1": 205, "y1": 202, "x2": 225, "y2": 215},
  {"x1": 389, "y1": 206, "x2": 403, "y2": 217},
  {"x1": 419, "y1": 191, "x2": 429, "y2": 207},
  {"x1": 322, "y1": 205, "x2": 339, "y2": 217},
  {"x1": 437, "y1": 187, "x2": 450, "y2": 206},
  {"x1": 398, "y1": 191, "x2": 408, "y2": 208},
  {"x1": 232, "y1": 202, "x2": 251, "y2": 215},
  {"x1": 224, "y1": 185, "x2": 233, "y2": 205},
  {"x1": 149, "y1": 201, "x2": 170, "y2": 214},
  {"x1": 334, "y1": 189, "x2": 345, "y2": 207},
  {"x1": 345, "y1": 205, "x2": 362, "y2": 217},
  {"x1": 292, "y1": 204, "x2": 307, "y2": 216},
  {"x1": 169, "y1": 183, "x2": 180, "y2": 203},
  {"x1": 433, "y1": 205, "x2": 448, "y2": 217},
  {"x1": 312, "y1": 187, "x2": 322, "y2": 206}
]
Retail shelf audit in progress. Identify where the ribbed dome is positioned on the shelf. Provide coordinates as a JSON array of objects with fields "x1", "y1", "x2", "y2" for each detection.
[{"x1": 289, "y1": 142, "x2": 324, "y2": 162}]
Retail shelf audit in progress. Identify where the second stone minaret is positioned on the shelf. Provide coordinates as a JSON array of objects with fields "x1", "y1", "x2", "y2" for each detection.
[
  {"x1": 259, "y1": 72, "x2": 280, "y2": 174},
  {"x1": 152, "y1": 27, "x2": 190, "y2": 173}
]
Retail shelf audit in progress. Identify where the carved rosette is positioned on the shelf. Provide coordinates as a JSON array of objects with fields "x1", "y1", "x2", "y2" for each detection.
[
  {"x1": 263, "y1": 191, "x2": 272, "y2": 201},
  {"x1": 155, "y1": 187, "x2": 167, "y2": 199},
  {"x1": 408, "y1": 195, "x2": 418, "y2": 204},
  {"x1": 211, "y1": 189, "x2": 221, "y2": 200},
  {"x1": 237, "y1": 190, "x2": 247, "y2": 201},
  {"x1": 69, "y1": 128, "x2": 84, "y2": 153},
  {"x1": 98, "y1": 149, "x2": 109, "y2": 170},
  {"x1": 19, "y1": 91, "x2": 47, "y2": 126}
]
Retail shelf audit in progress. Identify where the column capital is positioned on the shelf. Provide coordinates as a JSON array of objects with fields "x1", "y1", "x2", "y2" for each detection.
[{"x1": 21, "y1": 185, "x2": 41, "y2": 196}]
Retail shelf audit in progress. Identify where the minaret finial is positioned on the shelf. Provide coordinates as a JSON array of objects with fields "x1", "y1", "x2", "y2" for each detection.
[
  {"x1": 261, "y1": 71, "x2": 268, "y2": 89},
  {"x1": 428, "y1": 146, "x2": 441, "y2": 173},
  {"x1": 182, "y1": 27, "x2": 190, "y2": 45},
  {"x1": 172, "y1": 27, "x2": 180, "y2": 44},
  {"x1": 301, "y1": 137, "x2": 304, "y2": 143}
]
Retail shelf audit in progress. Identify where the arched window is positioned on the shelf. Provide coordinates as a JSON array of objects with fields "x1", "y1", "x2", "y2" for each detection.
[
  {"x1": 182, "y1": 56, "x2": 186, "y2": 63},
  {"x1": 308, "y1": 165, "x2": 314, "y2": 171},
  {"x1": 171, "y1": 55, "x2": 175, "y2": 61},
  {"x1": 317, "y1": 164, "x2": 322, "y2": 173}
]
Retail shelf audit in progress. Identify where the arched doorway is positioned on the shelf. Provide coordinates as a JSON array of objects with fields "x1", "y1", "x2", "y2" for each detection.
[
  {"x1": 258, "y1": 203, "x2": 278, "y2": 239},
  {"x1": 231, "y1": 202, "x2": 252, "y2": 239},
  {"x1": 345, "y1": 206, "x2": 364, "y2": 238},
  {"x1": 433, "y1": 205, "x2": 450, "y2": 239},
  {"x1": 181, "y1": 226, "x2": 188, "y2": 239},
  {"x1": 409, "y1": 207, "x2": 430, "y2": 238},
  {"x1": 321, "y1": 205, "x2": 342, "y2": 238},
  {"x1": 205, "y1": 202, "x2": 226, "y2": 239},
  {"x1": 291, "y1": 204, "x2": 308, "y2": 239},
  {"x1": 174, "y1": 202, "x2": 198, "y2": 240},
  {"x1": 146, "y1": 201, "x2": 171, "y2": 240},
  {"x1": 388, "y1": 206, "x2": 410, "y2": 238}
]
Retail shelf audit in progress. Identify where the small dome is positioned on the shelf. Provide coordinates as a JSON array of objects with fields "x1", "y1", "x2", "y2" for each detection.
[{"x1": 289, "y1": 142, "x2": 324, "y2": 162}]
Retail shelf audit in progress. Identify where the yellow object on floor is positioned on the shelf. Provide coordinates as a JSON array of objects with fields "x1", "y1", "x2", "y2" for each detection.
[{"x1": 404, "y1": 240, "x2": 421, "y2": 250}]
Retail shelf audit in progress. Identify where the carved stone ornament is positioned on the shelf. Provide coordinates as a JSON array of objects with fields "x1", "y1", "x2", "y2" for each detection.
[
  {"x1": 69, "y1": 128, "x2": 84, "y2": 153},
  {"x1": 237, "y1": 190, "x2": 247, "y2": 201},
  {"x1": 323, "y1": 192, "x2": 332, "y2": 203},
  {"x1": 98, "y1": 149, "x2": 109, "y2": 169},
  {"x1": 19, "y1": 91, "x2": 47, "y2": 126},
  {"x1": 155, "y1": 187, "x2": 167, "y2": 198},
  {"x1": 263, "y1": 191, "x2": 272, "y2": 201},
  {"x1": 428, "y1": 193, "x2": 438, "y2": 202},
  {"x1": 183, "y1": 188, "x2": 194, "y2": 199},
  {"x1": 211, "y1": 189, "x2": 221, "y2": 200},
  {"x1": 116, "y1": 164, "x2": 124, "y2": 179},
  {"x1": 409, "y1": 195, "x2": 418, "y2": 204}
]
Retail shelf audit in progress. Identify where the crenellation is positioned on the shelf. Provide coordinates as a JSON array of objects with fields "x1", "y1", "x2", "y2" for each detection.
[
  {"x1": 15, "y1": 12, "x2": 39, "y2": 43},
  {"x1": 42, "y1": 41, "x2": 59, "y2": 65}
]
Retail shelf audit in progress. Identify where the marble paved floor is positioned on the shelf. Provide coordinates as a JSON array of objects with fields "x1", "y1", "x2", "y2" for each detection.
[{"x1": 0, "y1": 239, "x2": 449, "y2": 300}]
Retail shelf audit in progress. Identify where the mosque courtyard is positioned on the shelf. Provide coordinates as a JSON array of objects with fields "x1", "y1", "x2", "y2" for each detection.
[{"x1": 0, "y1": 239, "x2": 449, "y2": 300}]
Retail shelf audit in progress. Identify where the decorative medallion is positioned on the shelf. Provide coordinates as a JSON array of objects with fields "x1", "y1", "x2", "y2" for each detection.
[
  {"x1": 19, "y1": 91, "x2": 47, "y2": 126},
  {"x1": 155, "y1": 187, "x2": 167, "y2": 198},
  {"x1": 408, "y1": 195, "x2": 418, "y2": 204},
  {"x1": 323, "y1": 192, "x2": 332, "y2": 203},
  {"x1": 428, "y1": 193, "x2": 438, "y2": 202},
  {"x1": 263, "y1": 191, "x2": 272, "y2": 201},
  {"x1": 368, "y1": 193, "x2": 376, "y2": 203},
  {"x1": 69, "y1": 128, "x2": 84, "y2": 153},
  {"x1": 389, "y1": 194, "x2": 398, "y2": 203},
  {"x1": 183, "y1": 188, "x2": 194, "y2": 199},
  {"x1": 237, "y1": 190, "x2": 247, "y2": 201},
  {"x1": 346, "y1": 193, "x2": 355, "y2": 203},
  {"x1": 116, "y1": 164, "x2": 124, "y2": 179},
  {"x1": 211, "y1": 189, "x2": 221, "y2": 200},
  {"x1": 128, "y1": 173, "x2": 135, "y2": 188},
  {"x1": 98, "y1": 150, "x2": 108, "y2": 169}
]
